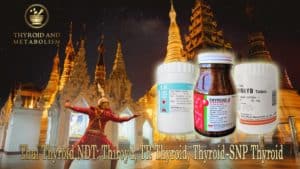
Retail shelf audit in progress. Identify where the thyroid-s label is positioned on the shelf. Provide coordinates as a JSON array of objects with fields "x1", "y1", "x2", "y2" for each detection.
[
  {"x1": 158, "y1": 83, "x2": 193, "y2": 114},
  {"x1": 194, "y1": 93, "x2": 235, "y2": 132},
  {"x1": 237, "y1": 83, "x2": 277, "y2": 125}
]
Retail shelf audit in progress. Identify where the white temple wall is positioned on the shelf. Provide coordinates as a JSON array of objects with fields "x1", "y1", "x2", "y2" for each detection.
[{"x1": 4, "y1": 108, "x2": 42, "y2": 152}]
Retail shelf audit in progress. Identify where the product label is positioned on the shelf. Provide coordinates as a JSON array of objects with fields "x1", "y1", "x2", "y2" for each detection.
[
  {"x1": 237, "y1": 85, "x2": 277, "y2": 125},
  {"x1": 158, "y1": 83, "x2": 193, "y2": 113},
  {"x1": 194, "y1": 92, "x2": 235, "y2": 132}
]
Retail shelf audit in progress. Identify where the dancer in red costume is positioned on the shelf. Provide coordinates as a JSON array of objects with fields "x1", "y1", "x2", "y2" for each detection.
[{"x1": 64, "y1": 97, "x2": 139, "y2": 169}]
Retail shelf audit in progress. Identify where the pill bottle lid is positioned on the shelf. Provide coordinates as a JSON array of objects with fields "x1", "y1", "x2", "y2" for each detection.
[
  {"x1": 157, "y1": 61, "x2": 196, "y2": 74},
  {"x1": 197, "y1": 51, "x2": 234, "y2": 64},
  {"x1": 234, "y1": 62, "x2": 279, "y2": 80}
]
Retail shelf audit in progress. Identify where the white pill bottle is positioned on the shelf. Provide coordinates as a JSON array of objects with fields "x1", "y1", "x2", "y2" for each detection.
[
  {"x1": 156, "y1": 62, "x2": 196, "y2": 134},
  {"x1": 234, "y1": 63, "x2": 279, "y2": 134}
]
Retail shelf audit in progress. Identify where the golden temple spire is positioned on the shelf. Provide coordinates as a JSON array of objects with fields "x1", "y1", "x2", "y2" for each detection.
[
  {"x1": 108, "y1": 40, "x2": 132, "y2": 107},
  {"x1": 169, "y1": 0, "x2": 176, "y2": 22},
  {"x1": 68, "y1": 22, "x2": 72, "y2": 44},
  {"x1": 52, "y1": 45, "x2": 60, "y2": 73},
  {"x1": 51, "y1": 46, "x2": 60, "y2": 82},
  {"x1": 43, "y1": 45, "x2": 60, "y2": 103},
  {"x1": 95, "y1": 34, "x2": 106, "y2": 86},
  {"x1": 97, "y1": 34, "x2": 105, "y2": 66},
  {"x1": 65, "y1": 22, "x2": 75, "y2": 56},
  {"x1": 59, "y1": 22, "x2": 75, "y2": 91},
  {"x1": 80, "y1": 24, "x2": 87, "y2": 49},
  {"x1": 110, "y1": 41, "x2": 127, "y2": 79},
  {"x1": 112, "y1": 41, "x2": 126, "y2": 71},
  {"x1": 164, "y1": 0, "x2": 186, "y2": 63}
]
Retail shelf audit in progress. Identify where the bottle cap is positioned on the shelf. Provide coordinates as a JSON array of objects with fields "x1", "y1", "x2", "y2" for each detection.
[{"x1": 197, "y1": 51, "x2": 234, "y2": 64}]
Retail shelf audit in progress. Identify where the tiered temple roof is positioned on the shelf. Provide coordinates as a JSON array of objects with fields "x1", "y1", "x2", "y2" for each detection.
[{"x1": 184, "y1": 0, "x2": 232, "y2": 60}]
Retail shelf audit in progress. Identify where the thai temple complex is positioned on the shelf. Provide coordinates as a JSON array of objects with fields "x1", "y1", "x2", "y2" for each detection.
[{"x1": 0, "y1": 0, "x2": 299, "y2": 157}]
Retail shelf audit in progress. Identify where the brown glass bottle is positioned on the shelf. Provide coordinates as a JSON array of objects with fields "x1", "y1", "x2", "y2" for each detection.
[{"x1": 194, "y1": 53, "x2": 236, "y2": 137}]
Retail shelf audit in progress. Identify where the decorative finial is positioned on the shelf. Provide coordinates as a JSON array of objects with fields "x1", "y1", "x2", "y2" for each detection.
[
  {"x1": 54, "y1": 43, "x2": 60, "y2": 63},
  {"x1": 169, "y1": 0, "x2": 176, "y2": 22},
  {"x1": 69, "y1": 22, "x2": 73, "y2": 36},
  {"x1": 171, "y1": 0, "x2": 174, "y2": 10},
  {"x1": 97, "y1": 34, "x2": 105, "y2": 55},
  {"x1": 115, "y1": 40, "x2": 122, "y2": 52},
  {"x1": 66, "y1": 21, "x2": 74, "y2": 55},
  {"x1": 79, "y1": 24, "x2": 87, "y2": 48},
  {"x1": 83, "y1": 24, "x2": 86, "y2": 37},
  {"x1": 67, "y1": 22, "x2": 73, "y2": 44},
  {"x1": 56, "y1": 44, "x2": 59, "y2": 55},
  {"x1": 80, "y1": 23, "x2": 87, "y2": 40},
  {"x1": 100, "y1": 34, "x2": 104, "y2": 46}
]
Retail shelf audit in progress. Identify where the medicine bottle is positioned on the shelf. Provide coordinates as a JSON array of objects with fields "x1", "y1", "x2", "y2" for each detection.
[
  {"x1": 234, "y1": 63, "x2": 278, "y2": 134},
  {"x1": 156, "y1": 62, "x2": 196, "y2": 134},
  {"x1": 194, "y1": 52, "x2": 236, "y2": 137}
]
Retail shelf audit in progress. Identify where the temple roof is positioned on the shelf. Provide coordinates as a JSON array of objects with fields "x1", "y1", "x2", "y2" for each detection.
[
  {"x1": 20, "y1": 82, "x2": 43, "y2": 92},
  {"x1": 111, "y1": 41, "x2": 127, "y2": 75}
]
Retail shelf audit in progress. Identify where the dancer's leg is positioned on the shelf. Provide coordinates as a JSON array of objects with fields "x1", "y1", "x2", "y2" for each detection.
[
  {"x1": 110, "y1": 159, "x2": 118, "y2": 169},
  {"x1": 64, "y1": 159, "x2": 74, "y2": 169}
]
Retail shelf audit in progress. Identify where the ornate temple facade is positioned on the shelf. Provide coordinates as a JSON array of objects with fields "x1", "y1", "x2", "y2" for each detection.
[{"x1": 184, "y1": 0, "x2": 232, "y2": 61}]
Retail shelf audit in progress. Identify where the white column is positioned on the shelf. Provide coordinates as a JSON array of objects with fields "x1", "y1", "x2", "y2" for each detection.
[
  {"x1": 0, "y1": 125, "x2": 7, "y2": 150},
  {"x1": 135, "y1": 118, "x2": 143, "y2": 150},
  {"x1": 4, "y1": 108, "x2": 42, "y2": 152},
  {"x1": 57, "y1": 107, "x2": 71, "y2": 147}
]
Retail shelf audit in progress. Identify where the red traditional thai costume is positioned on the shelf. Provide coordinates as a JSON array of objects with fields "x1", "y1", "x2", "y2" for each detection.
[{"x1": 68, "y1": 106, "x2": 132, "y2": 157}]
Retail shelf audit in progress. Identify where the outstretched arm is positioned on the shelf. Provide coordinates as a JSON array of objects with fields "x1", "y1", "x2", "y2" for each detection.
[
  {"x1": 64, "y1": 100, "x2": 92, "y2": 115},
  {"x1": 108, "y1": 111, "x2": 140, "y2": 123}
]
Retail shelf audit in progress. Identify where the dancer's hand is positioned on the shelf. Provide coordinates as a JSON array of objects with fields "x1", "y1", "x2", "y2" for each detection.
[
  {"x1": 64, "y1": 100, "x2": 72, "y2": 108},
  {"x1": 132, "y1": 114, "x2": 140, "y2": 119}
]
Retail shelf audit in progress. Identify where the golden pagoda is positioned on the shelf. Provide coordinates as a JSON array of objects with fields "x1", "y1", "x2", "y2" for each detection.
[
  {"x1": 184, "y1": 0, "x2": 232, "y2": 60},
  {"x1": 164, "y1": 0, "x2": 186, "y2": 63}
]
